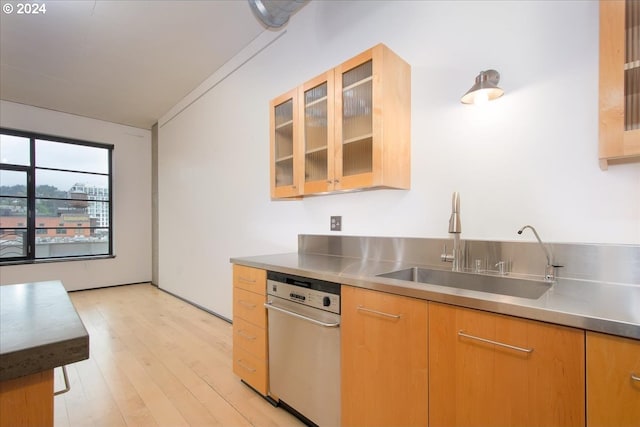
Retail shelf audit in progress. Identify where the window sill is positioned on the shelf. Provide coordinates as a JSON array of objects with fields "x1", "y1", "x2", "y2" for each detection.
[{"x1": 0, "y1": 254, "x2": 116, "y2": 267}]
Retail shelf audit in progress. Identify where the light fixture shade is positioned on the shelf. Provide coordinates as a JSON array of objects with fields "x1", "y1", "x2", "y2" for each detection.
[
  {"x1": 248, "y1": 0, "x2": 308, "y2": 28},
  {"x1": 461, "y1": 69, "x2": 504, "y2": 104}
]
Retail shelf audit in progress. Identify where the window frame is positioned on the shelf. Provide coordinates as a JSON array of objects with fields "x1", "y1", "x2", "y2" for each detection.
[{"x1": 0, "y1": 127, "x2": 114, "y2": 264}]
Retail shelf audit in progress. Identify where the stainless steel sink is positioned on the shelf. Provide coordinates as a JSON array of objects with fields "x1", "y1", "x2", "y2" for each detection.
[{"x1": 376, "y1": 267, "x2": 551, "y2": 299}]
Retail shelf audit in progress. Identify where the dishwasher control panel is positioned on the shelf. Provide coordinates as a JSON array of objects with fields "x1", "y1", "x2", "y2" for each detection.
[{"x1": 267, "y1": 271, "x2": 340, "y2": 314}]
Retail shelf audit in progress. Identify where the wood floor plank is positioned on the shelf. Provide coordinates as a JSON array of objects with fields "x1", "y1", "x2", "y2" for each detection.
[
  {"x1": 60, "y1": 358, "x2": 127, "y2": 427},
  {"x1": 58, "y1": 283, "x2": 303, "y2": 427},
  {"x1": 102, "y1": 291, "x2": 252, "y2": 427}
]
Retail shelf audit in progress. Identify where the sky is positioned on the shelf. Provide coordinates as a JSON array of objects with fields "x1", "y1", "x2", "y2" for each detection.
[{"x1": 0, "y1": 133, "x2": 109, "y2": 191}]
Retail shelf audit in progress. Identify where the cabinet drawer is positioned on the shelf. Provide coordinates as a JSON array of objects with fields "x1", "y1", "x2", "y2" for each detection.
[
  {"x1": 233, "y1": 265, "x2": 266, "y2": 294},
  {"x1": 233, "y1": 317, "x2": 267, "y2": 360},
  {"x1": 233, "y1": 287, "x2": 266, "y2": 327},
  {"x1": 233, "y1": 346, "x2": 268, "y2": 396}
]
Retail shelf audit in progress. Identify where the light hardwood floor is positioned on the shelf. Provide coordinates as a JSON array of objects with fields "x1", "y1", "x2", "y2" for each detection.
[{"x1": 54, "y1": 283, "x2": 304, "y2": 427}]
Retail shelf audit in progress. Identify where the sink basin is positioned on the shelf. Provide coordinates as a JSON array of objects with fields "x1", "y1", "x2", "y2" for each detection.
[{"x1": 376, "y1": 267, "x2": 550, "y2": 299}]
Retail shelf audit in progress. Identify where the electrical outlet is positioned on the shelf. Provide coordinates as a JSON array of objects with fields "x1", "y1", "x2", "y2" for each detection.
[{"x1": 330, "y1": 216, "x2": 342, "y2": 231}]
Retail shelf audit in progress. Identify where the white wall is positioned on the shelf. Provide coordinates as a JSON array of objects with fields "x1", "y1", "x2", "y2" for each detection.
[
  {"x1": 158, "y1": 0, "x2": 640, "y2": 319},
  {"x1": 0, "y1": 100, "x2": 152, "y2": 291}
]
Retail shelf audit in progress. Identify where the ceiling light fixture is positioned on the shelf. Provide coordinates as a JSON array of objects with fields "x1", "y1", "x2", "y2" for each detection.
[
  {"x1": 461, "y1": 69, "x2": 504, "y2": 105},
  {"x1": 248, "y1": 0, "x2": 309, "y2": 28}
]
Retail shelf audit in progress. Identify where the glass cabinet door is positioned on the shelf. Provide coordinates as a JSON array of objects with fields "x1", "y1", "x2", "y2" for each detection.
[
  {"x1": 270, "y1": 88, "x2": 300, "y2": 198},
  {"x1": 599, "y1": 0, "x2": 640, "y2": 168},
  {"x1": 340, "y1": 60, "x2": 373, "y2": 179},
  {"x1": 269, "y1": 43, "x2": 410, "y2": 198},
  {"x1": 625, "y1": 0, "x2": 639, "y2": 131},
  {"x1": 303, "y1": 72, "x2": 334, "y2": 194}
]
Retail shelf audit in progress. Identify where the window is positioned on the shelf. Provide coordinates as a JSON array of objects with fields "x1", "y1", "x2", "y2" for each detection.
[{"x1": 0, "y1": 128, "x2": 113, "y2": 262}]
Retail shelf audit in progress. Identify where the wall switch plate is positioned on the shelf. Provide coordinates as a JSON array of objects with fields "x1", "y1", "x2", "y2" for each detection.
[{"x1": 330, "y1": 216, "x2": 342, "y2": 231}]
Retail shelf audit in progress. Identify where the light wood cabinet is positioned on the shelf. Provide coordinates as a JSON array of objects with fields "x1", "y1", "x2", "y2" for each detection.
[
  {"x1": 599, "y1": 0, "x2": 640, "y2": 169},
  {"x1": 587, "y1": 331, "x2": 640, "y2": 427},
  {"x1": 341, "y1": 285, "x2": 428, "y2": 427},
  {"x1": 270, "y1": 88, "x2": 302, "y2": 198},
  {"x1": 232, "y1": 264, "x2": 268, "y2": 395},
  {"x1": 0, "y1": 370, "x2": 53, "y2": 427},
  {"x1": 428, "y1": 302, "x2": 585, "y2": 427},
  {"x1": 270, "y1": 43, "x2": 411, "y2": 198},
  {"x1": 301, "y1": 70, "x2": 335, "y2": 194}
]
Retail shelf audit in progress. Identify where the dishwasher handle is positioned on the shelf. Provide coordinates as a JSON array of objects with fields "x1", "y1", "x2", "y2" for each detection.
[{"x1": 265, "y1": 301, "x2": 340, "y2": 328}]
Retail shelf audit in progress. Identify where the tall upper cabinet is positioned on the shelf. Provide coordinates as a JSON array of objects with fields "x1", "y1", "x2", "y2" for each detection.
[
  {"x1": 270, "y1": 88, "x2": 301, "y2": 198},
  {"x1": 599, "y1": 0, "x2": 640, "y2": 169},
  {"x1": 270, "y1": 44, "x2": 411, "y2": 198}
]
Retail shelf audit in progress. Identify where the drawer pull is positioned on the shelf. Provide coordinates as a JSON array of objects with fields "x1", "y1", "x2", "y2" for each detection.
[
  {"x1": 357, "y1": 305, "x2": 402, "y2": 319},
  {"x1": 458, "y1": 330, "x2": 534, "y2": 354},
  {"x1": 238, "y1": 276, "x2": 257, "y2": 284},
  {"x1": 632, "y1": 373, "x2": 640, "y2": 382},
  {"x1": 238, "y1": 300, "x2": 256, "y2": 309},
  {"x1": 237, "y1": 359, "x2": 256, "y2": 373},
  {"x1": 237, "y1": 330, "x2": 256, "y2": 341}
]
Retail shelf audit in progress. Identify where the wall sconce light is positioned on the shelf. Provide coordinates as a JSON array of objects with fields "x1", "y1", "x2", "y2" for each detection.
[{"x1": 461, "y1": 69, "x2": 504, "y2": 105}]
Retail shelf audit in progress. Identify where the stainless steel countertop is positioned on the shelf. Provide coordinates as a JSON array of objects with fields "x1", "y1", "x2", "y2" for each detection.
[
  {"x1": 0, "y1": 281, "x2": 90, "y2": 381},
  {"x1": 230, "y1": 252, "x2": 640, "y2": 340}
]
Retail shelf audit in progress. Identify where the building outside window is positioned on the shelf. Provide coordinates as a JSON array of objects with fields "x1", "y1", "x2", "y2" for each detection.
[{"x1": 0, "y1": 128, "x2": 113, "y2": 262}]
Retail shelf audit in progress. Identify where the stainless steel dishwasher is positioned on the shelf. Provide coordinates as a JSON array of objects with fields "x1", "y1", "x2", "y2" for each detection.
[{"x1": 265, "y1": 271, "x2": 340, "y2": 427}]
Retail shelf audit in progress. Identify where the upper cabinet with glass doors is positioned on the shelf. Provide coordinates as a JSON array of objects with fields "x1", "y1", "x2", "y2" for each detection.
[
  {"x1": 270, "y1": 88, "x2": 301, "y2": 198},
  {"x1": 599, "y1": 0, "x2": 640, "y2": 169},
  {"x1": 302, "y1": 71, "x2": 335, "y2": 194},
  {"x1": 270, "y1": 44, "x2": 411, "y2": 199}
]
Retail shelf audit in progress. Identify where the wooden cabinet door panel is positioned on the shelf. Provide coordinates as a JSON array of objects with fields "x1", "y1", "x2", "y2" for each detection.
[
  {"x1": 0, "y1": 370, "x2": 53, "y2": 427},
  {"x1": 587, "y1": 331, "x2": 640, "y2": 427},
  {"x1": 429, "y1": 302, "x2": 585, "y2": 427},
  {"x1": 341, "y1": 286, "x2": 428, "y2": 427}
]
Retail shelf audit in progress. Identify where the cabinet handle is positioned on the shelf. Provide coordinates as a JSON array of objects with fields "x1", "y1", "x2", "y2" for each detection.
[
  {"x1": 237, "y1": 329, "x2": 256, "y2": 341},
  {"x1": 238, "y1": 276, "x2": 256, "y2": 284},
  {"x1": 238, "y1": 300, "x2": 256, "y2": 309},
  {"x1": 237, "y1": 359, "x2": 256, "y2": 373},
  {"x1": 458, "y1": 330, "x2": 534, "y2": 354},
  {"x1": 632, "y1": 373, "x2": 640, "y2": 382},
  {"x1": 357, "y1": 305, "x2": 402, "y2": 319}
]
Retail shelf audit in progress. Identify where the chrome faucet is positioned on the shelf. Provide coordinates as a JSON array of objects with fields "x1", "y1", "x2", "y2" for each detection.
[
  {"x1": 517, "y1": 225, "x2": 557, "y2": 282},
  {"x1": 441, "y1": 192, "x2": 463, "y2": 271}
]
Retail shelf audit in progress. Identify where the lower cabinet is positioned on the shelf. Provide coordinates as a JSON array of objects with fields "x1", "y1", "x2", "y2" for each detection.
[
  {"x1": 341, "y1": 285, "x2": 428, "y2": 427},
  {"x1": 229, "y1": 267, "x2": 637, "y2": 426},
  {"x1": 428, "y1": 302, "x2": 585, "y2": 427},
  {"x1": 0, "y1": 370, "x2": 53, "y2": 427},
  {"x1": 231, "y1": 264, "x2": 268, "y2": 396},
  {"x1": 587, "y1": 331, "x2": 640, "y2": 427}
]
